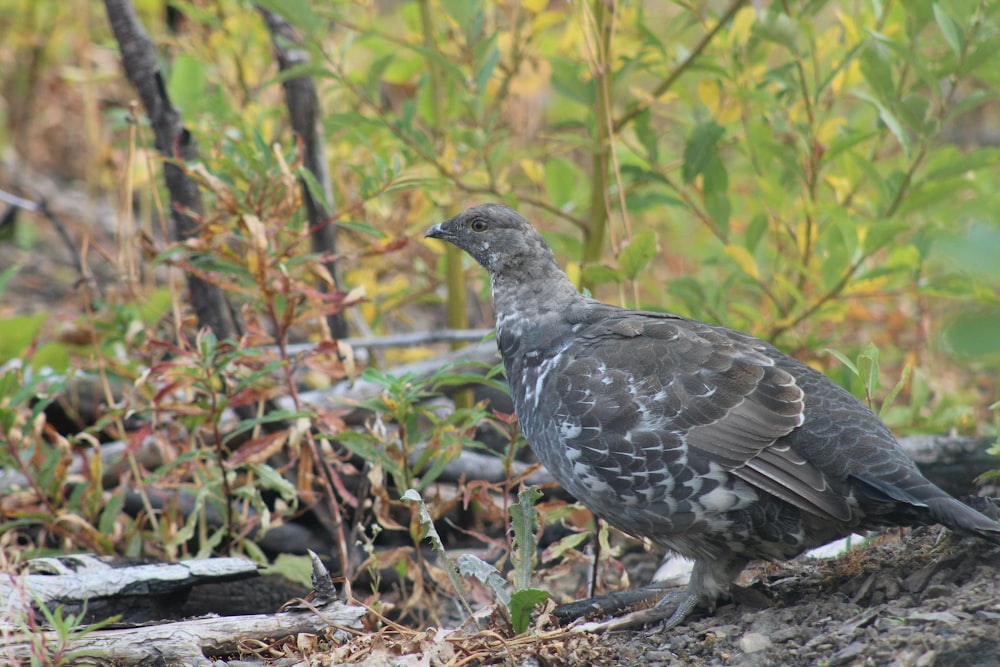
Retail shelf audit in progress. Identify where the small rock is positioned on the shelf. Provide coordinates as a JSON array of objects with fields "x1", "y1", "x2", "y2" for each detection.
[
  {"x1": 830, "y1": 640, "x2": 867, "y2": 666},
  {"x1": 907, "y1": 610, "x2": 960, "y2": 624},
  {"x1": 916, "y1": 650, "x2": 937, "y2": 667},
  {"x1": 738, "y1": 632, "x2": 772, "y2": 653},
  {"x1": 921, "y1": 584, "x2": 951, "y2": 598}
]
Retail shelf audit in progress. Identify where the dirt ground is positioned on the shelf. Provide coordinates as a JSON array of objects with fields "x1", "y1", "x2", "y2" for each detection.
[
  {"x1": 317, "y1": 526, "x2": 999, "y2": 666},
  {"x1": 558, "y1": 528, "x2": 1000, "y2": 667}
]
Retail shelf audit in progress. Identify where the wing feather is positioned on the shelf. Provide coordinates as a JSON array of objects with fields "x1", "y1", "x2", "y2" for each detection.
[{"x1": 556, "y1": 311, "x2": 854, "y2": 523}]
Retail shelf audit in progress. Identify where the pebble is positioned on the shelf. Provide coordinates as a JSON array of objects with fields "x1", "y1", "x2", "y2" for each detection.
[{"x1": 738, "y1": 632, "x2": 772, "y2": 653}]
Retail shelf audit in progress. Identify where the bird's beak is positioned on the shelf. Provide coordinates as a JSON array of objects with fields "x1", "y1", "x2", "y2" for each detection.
[{"x1": 425, "y1": 223, "x2": 446, "y2": 240}]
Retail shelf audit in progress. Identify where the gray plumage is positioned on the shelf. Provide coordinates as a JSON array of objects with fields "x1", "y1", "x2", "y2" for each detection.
[{"x1": 426, "y1": 203, "x2": 1000, "y2": 627}]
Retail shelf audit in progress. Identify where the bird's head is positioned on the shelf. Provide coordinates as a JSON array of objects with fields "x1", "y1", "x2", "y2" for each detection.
[{"x1": 425, "y1": 203, "x2": 557, "y2": 277}]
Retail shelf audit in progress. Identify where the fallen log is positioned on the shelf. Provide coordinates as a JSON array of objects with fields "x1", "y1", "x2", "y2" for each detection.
[{"x1": 2, "y1": 552, "x2": 366, "y2": 666}]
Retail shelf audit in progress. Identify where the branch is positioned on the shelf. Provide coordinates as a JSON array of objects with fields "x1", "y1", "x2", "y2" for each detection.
[
  {"x1": 259, "y1": 7, "x2": 348, "y2": 339},
  {"x1": 103, "y1": 0, "x2": 240, "y2": 339},
  {"x1": 612, "y1": 0, "x2": 750, "y2": 133}
]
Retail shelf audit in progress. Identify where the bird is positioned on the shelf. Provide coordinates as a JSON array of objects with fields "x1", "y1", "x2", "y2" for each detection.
[{"x1": 425, "y1": 203, "x2": 1000, "y2": 628}]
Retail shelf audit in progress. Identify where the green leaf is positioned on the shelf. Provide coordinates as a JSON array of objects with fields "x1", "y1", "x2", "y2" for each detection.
[
  {"x1": 826, "y1": 348, "x2": 859, "y2": 376},
  {"x1": 825, "y1": 129, "x2": 881, "y2": 163},
  {"x1": 0, "y1": 262, "x2": 20, "y2": 298},
  {"x1": 456, "y1": 553, "x2": 511, "y2": 606},
  {"x1": 252, "y1": 463, "x2": 299, "y2": 503},
  {"x1": 754, "y1": 11, "x2": 800, "y2": 53},
  {"x1": 932, "y1": 4, "x2": 965, "y2": 57},
  {"x1": 580, "y1": 263, "x2": 622, "y2": 286},
  {"x1": 633, "y1": 108, "x2": 659, "y2": 164},
  {"x1": 440, "y1": 0, "x2": 478, "y2": 29},
  {"x1": 703, "y1": 154, "x2": 730, "y2": 233},
  {"x1": 897, "y1": 94, "x2": 931, "y2": 132},
  {"x1": 745, "y1": 213, "x2": 768, "y2": 253},
  {"x1": 0, "y1": 312, "x2": 47, "y2": 363},
  {"x1": 167, "y1": 53, "x2": 207, "y2": 113},
  {"x1": 857, "y1": 343, "x2": 880, "y2": 403},
  {"x1": 682, "y1": 121, "x2": 725, "y2": 183},
  {"x1": 402, "y1": 488, "x2": 476, "y2": 621},
  {"x1": 858, "y1": 44, "x2": 895, "y2": 104},
  {"x1": 855, "y1": 92, "x2": 911, "y2": 157},
  {"x1": 509, "y1": 588, "x2": 550, "y2": 634},
  {"x1": 550, "y1": 57, "x2": 593, "y2": 106},
  {"x1": 879, "y1": 364, "x2": 912, "y2": 419},
  {"x1": 474, "y1": 36, "x2": 500, "y2": 93},
  {"x1": 933, "y1": 221, "x2": 1000, "y2": 281},
  {"x1": 544, "y1": 157, "x2": 585, "y2": 209},
  {"x1": 942, "y1": 308, "x2": 1000, "y2": 359},
  {"x1": 31, "y1": 342, "x2": 70, "y2": 372},
  {"x1": 257, "y1": 0, "x2": 320, "y2": 33},
  {"x1": 510, "y1": 486, "x2": 543, "y2": 592},
  {"x1": 618, "y1": 229, "x2": 659, "y2": 280}
]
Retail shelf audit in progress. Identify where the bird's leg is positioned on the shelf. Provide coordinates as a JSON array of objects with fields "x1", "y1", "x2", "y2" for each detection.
[
  {"x1": 572, "y1": 555, "x2": 749, "y2": 631},
  {"x1": 657, "y1": 555, "x2": 748, "y2": 628}
]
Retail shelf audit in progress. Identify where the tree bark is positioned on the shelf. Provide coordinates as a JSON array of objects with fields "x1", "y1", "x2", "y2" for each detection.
[
  {"x1": 259, "y1": 7, "x2": 348, "y2": 339},
  {"x1": 103, "y1": 0, "x2": 241, "y2": 339}
]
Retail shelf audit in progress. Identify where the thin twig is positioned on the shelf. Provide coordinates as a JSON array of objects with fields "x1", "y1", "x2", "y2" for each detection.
[{"x1": 612, "y1": 0, "x2": 750, "y2": 133}]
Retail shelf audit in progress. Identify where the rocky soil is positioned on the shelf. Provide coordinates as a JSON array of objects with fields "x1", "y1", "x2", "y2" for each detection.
[{"x1": 585, "y1": 528, "x2": 1000, "y2": 667}]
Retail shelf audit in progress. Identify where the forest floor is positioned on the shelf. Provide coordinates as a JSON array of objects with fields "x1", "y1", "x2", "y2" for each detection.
[{"x1": 321, "y1": 527, "x2": 1000, "y2": 667}]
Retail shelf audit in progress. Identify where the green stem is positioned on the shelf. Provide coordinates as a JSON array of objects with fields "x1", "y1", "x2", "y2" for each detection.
[
  {"x1": 581, "y1": 0, "x2": 613, "y2": 289},
  {"x1": 612, "y1": 0, "x2": 749, "y2": 133},
  {"x1": 419, "y1": 0, "x2": 470, "y2": 409}
]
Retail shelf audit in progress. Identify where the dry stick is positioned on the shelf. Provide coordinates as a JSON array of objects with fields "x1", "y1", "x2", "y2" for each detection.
[
  {"x1": 0, "y1": 188, "x2": 97, "y2": 296},
  {"x1": 259, "y1": 7, "x2": 347, "y2": 340}
]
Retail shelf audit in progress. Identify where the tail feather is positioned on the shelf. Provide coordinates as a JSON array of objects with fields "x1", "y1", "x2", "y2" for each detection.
[
  {"x1": 852, "y1": 472, "x2": 1000, "y2": 544},
  {"x1": 926, "y1": 496, "x2": 1000, "y2": 545}
]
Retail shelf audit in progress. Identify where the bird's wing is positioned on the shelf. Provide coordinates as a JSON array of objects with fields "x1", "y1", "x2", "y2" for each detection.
[{"x1": 551, "y1": 312, "x2": 853, "y2": 523}]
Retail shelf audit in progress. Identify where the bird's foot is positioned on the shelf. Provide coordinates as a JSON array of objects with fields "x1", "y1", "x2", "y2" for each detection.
[
  {"x1": 552, "y1": 582, "x2": 673, "y2": 625},
  {"x1": 560, "y1": 588, "x2": 704, "y2": 632}
]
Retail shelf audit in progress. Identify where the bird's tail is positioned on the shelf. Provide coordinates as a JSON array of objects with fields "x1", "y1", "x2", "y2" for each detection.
[
  {"x1": 925, "y1": 496, "x2": 1000, "y2": 545},
  {"x1": 852, "y1": 472, "x2": 1000, "y2": 544}
]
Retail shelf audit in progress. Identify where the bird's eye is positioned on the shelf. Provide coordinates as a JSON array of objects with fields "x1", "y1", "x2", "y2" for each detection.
[{"x1": 470, "y1": 218, "x2": 488, "y2": 232}]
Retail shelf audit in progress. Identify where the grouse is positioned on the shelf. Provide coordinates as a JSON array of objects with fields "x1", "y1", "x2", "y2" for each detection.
[{"x1": 426, "y1": 203, "x2": 1000, "y2": 628}]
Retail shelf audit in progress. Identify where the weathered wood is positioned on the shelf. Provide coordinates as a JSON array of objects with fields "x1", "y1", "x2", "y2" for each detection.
[
  {"x1": 3, "y1": 600, "x2": 365, "y2": 666},
  {"x1": 2, "y1": 552, "x2": 366, "y2": 666},
  {"x1": 1, "y1": 555, "x2": 260, "y2": 621}
]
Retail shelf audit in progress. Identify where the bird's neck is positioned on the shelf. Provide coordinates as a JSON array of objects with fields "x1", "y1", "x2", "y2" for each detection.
[{"x1": 490, "y1": 263, "x2": 584, "y2": 367}]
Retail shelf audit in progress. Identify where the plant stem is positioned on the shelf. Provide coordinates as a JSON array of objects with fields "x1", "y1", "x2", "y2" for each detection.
[
  {"x1": 581, "y1": 0, "x2": 614, "y2": 288},
  {"x1": 612, "y1": 0, "x2": 750, "y2": 133},
  {"x1": 418, "y1": 0, "x2": 471, "y2": 408}
]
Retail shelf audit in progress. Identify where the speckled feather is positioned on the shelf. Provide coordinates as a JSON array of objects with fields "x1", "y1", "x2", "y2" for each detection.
[{"x1": 426, "y1": 204, "x2": 1000, "y2": 624}]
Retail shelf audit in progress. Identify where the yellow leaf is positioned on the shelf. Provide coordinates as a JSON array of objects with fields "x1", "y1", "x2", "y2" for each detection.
[
  {"x1": 816, "y1": 117, "x2": 846, "y2": 144},
  {"x1": 698, "y1": 79, "x2": 721, "y2": 115},
  {"x1": 728, "y1": 7, "x2": 757, "y2": 48},
  {"x1": 522, "y1": 0, "x2": 548, "y2": 14},
  {"x1": 560, "y1": 20, "x2": 585, "y2": 52},
  {"x1": 565, "y1": 261, "x2": 581, "y2": 288},
  {"x1": 532, "y1": 10, "x2": 567, "y2": 33},
  {"x1": 831, "y1": 60, "x2": 861, "y2": 94},
  {"x1": 698, "y1": 79, "x2": 739, "y2": 125},
  {"x1": 717, "y1": 101, "x2": 742, "y2": 125},
  {"x1": 835, "y1": 10, "x2": 859, "y2": 45},
  {"x1": 521, "y1": 159, "x2": 544, "y2": 184},
  {"x1": 724, "y1": 245, "x2": 760, "y2": 281},
  {"x1": 824, "y1": 175, "x2": 852, "y2": 203}
]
